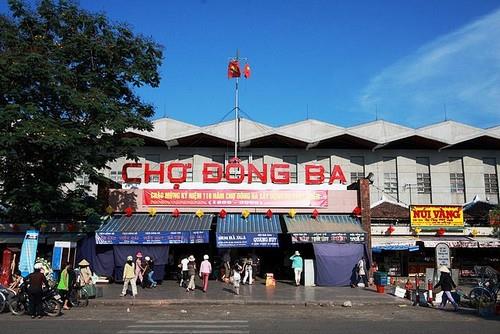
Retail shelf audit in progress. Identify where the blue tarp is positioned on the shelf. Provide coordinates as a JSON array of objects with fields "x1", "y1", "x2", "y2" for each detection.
[
  {"x1": 76, "y1": 235, "x2": 115, "y2": 277},
  {"x1": 313, "y1": 243, "x2": 365, "y2": 286},
  {"x1": 113, "y1": 245, "x2": 169, "y2": 281}
]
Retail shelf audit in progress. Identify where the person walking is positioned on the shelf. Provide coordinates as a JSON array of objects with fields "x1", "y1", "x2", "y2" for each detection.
[
  {"x1": 242, "y1": 257, "x2": 253, "y2": 285},
  {"x1": 57, "y1": 262, "x2": 75, "y2": 310},
  {"x1": 232, "y1": 262, "x2": 243, "y2": 295},
  {"x1": 199, "y1": 255, "x2": 212, "y2": 292},
  {"x1": 120, "y1": 256, "x2": 137, "y2": 297},
  {"x1": 135, "y1": 252, "x2": 144, "y2": 285},
  {"x1": 290, "y1": 251, "x2": 303, "y2": 286},
  {"x1": 356, "y1": 257, "x2": 368, "y2": 288},
  {"x1": 186, "y1": 255, "x2": 197, "y2": 292},
  {"x1": 26, "y1": 263, "x2": 48, "y2": 319},
  {"x1": 222, "y1": 251, "x2": 231, "y2": 281},
  {"x1": 179, "y1": 256, "x2": 189, "y2": 288},
  {"x1": 434, "y1": 266, "x2": 459, "y2": 311},
  {"x1": 144, "y1": 256, "x2": 157, "y2": 288}
]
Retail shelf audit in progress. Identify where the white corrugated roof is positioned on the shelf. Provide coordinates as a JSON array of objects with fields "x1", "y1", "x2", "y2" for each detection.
[{"x1": 126, "y1": 117, "x2": 499, "y2": 147}]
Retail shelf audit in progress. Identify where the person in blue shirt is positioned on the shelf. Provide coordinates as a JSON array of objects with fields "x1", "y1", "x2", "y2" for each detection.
[{"x1": 290, "y1": 251, "x2": 303, "y2": 286}]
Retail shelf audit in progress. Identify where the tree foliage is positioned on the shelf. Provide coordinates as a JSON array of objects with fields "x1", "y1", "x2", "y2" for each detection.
[{"x1": 0, "y1": 0, "x2": 163, "y2": 224}]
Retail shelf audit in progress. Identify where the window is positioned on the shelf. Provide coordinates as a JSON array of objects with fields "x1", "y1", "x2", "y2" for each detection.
[
  {"x1": 416, "y1": 157, "x2": 431, "y2": 194},
  {"x1": 384, "y1": 173, "x2": 398, "y2": 194},
  {"x1": 75, "y1": 174, "x2": 90, "y2": 186},
  {"x1": 145, "y1": 154, "x2": 161, "y2": 183},
  {"x1": 484, "y1": 174, "x2": 498, "y2": 195},
  {"x1": 483, "y1": 158, "x2": 498, "y2": 198},
  {"x1": 283, "y1": 155, "x2": 298, "y2": 183},
  {"x1": 110, "y1": 171, "x2": 122, "y2": 183},
  {"x1": 178, "y1": 155, "x2": 193, "y2": 182},
  {"x1": 350, "y1": 172, "x2": 365, "y2": 184},
  {"x1": 450, "y1": 173, "x2": 465, "y2": 193},
  {"x1": 449, "y1": 157, "x2": 464, "y2": 194},
  {"x1": 383, "y1": 157, "x2": 398, "y2": 195},
  {"x1": 350, "y1": 156, "x2": 365, "y2": 183},
  {"x1": 417, "y1": 173, "x2": 431, "y2": 194}
]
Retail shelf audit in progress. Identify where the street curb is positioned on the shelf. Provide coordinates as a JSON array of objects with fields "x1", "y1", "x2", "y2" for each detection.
[{"x1": 92, "y1": 298, "x2": 411, "y2": 307}]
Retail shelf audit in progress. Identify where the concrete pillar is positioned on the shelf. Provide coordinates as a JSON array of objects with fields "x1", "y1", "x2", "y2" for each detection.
[{"x1": 359, "y1": 178, "x2": 372, "y2": 263}]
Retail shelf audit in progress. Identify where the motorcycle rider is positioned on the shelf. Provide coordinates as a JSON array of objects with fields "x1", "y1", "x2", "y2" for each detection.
[{"x1": 26, "y1": 263, "x2": 48, "y2": 319}]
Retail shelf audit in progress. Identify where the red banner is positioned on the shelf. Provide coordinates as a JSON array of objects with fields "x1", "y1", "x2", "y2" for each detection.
[{"x1": 143, "y1": 189, "x2": 328, "y2": 208}]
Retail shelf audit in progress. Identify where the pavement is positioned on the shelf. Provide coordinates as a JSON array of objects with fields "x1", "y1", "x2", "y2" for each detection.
[{"x1": 93, "y1": 278, "x2": 411, "y2": 306}]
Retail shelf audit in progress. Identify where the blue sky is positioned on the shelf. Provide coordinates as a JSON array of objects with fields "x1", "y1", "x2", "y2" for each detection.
[{"x1": 2, "y1": 0, "x2": 500, "y2": 128}]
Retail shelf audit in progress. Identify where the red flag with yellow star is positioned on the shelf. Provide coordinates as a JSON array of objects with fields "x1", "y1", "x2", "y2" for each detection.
[{"x1": 228, "y1": 60, "x2": 241, "y2": 78}]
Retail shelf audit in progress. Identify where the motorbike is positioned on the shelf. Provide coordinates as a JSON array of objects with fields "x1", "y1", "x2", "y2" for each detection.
[{"x1": 8, "y1": 282, "x2": 62, "y2": 317}]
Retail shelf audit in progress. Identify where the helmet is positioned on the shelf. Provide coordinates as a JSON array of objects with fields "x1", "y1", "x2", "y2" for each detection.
[
  {"x1": 34, "y1": 263, "x2": 43, "y2": 270},
  {"x1": 145, "y1": 256, "x2": 151, "y2": 261},
  {"x1": 203, "y1": 255, "x2": 209, "y2": 260},
  {"x1": 127, "y1": 255, "x2": 133, "y2": 261}
]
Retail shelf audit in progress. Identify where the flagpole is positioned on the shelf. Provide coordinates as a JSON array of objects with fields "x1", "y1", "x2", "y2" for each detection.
[
  {"x1": 228, "y1": 49, "x2": 249, "y2": 160},
  {"x1": 234, "y1": 75, "x2": 239, "y2": 159}
]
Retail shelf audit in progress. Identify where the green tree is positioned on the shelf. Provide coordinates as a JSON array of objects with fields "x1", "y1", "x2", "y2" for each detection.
[{"x1": 0, "y1": 0, "x2": 163, "y2": 224}]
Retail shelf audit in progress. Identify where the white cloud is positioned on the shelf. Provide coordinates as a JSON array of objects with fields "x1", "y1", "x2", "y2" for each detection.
[{"x1": 360, "y1": 9, "x2": 500, "y2": 127}]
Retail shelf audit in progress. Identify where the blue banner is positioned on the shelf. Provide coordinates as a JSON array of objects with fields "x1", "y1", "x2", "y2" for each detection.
[
  {"x1": 19, "y1": 230, "x2": 39, "y2": 277},
  {"x1": 216, "y1": 233, "x2": 279, "y2": 248},
  {"x1": 95, "y1": 230, "x2": 209, "y2": 245},
  {"x1": 291, "y1": 232, "x2": 366, "y2": 244}
]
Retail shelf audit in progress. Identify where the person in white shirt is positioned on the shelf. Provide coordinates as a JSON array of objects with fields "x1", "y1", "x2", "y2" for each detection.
[
  {"x1": 356, "y1": 257, "x2": 368, "y2": 288},
  {"x1": 178, "y1": 256, "x2": 189, "y2": 288}
]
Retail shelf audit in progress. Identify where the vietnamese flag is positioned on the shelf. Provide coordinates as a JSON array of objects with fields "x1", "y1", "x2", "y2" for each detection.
[
  {"x1": 228, "y1": 60, "x2": 241, "y2": 78},
  {"x1": 244, "y1": 63, "x2": 251, "y2": 79}
]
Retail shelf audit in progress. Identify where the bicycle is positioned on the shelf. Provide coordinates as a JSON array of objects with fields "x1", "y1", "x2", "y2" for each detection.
[
  {"x1": 68, "y1": 285, "x2": 89, "y2": 307},
  {"x1": 468, "y1": 266, "x2": 499, "y2": 306}
]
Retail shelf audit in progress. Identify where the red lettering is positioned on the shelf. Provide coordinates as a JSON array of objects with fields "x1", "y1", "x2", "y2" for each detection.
[
  {"x1": 168, "y1": 163, "x2": 191, "y2": 183},
  {"x1": 122, "y1": 163, "x2": 142, "y2": 184},
  {"x1": 270, "y1": 164, "x2": 290, "y2": 184},
  {"x1": 328, "y1": 165, "x2": 347, "y2": 184},
  {"x1": 305, "y1": 165, "x2": 325, "y2": 184},
  {"x1": 225, "y1": 163, "x2": 245, "y2": 183},
  {"x1": 248, "y1": 164, "x2": 268, "y2": 184},
  {"x1": 144, "y1": 163, "x2": 165, "y2": 183},
  {"x1": 202, "y1": 163, "x2": 223, "y2": 183}
]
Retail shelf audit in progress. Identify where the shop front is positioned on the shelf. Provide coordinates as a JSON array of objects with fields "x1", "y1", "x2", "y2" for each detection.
[
  {"x1": 284, "y1": 214, "x2": 368, "y2": 286},
  {"x1": 93, "y1": 213, "x2": 212, "y2": 281},
  {"x1": 215, "y1": 213, "x2": 282, "y2": 278}
]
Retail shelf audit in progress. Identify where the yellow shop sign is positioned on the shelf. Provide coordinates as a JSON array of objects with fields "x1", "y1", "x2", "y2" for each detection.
[{"x1": 410, "y1": 205, "x2": 464, "y2": 229}]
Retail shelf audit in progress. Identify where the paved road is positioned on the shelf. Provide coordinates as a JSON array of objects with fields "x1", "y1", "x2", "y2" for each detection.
[{"x1": 0, "y1": 304, "x2": 498, "y2": 334}]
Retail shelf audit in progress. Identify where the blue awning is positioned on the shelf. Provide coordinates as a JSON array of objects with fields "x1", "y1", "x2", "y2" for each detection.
[
  {"x1": 283, "y1": 214, "x2": 366, "y2": 244},
  {"x1": 96, "y1": 213, "x2": 213, "y2": 245},
  {"x1": 216, "y1": 214, "x2": 281, "y2": 248},
  {"x1": 217, "y1": 214, "x2": 282, "y2": 234}
]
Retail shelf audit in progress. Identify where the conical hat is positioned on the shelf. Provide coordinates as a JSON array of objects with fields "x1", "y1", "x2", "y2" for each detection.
[
  {"x1": 438, "y1": 266, "x2": 450, "y2": 273},
  {"x1": 78, "y1": 259, "x2": 90, "y2": 266}
]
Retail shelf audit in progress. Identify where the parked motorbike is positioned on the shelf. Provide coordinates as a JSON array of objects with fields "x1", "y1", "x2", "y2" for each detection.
[{"x1": 8, "y1": 282, "x2": 62, "y2": 317}]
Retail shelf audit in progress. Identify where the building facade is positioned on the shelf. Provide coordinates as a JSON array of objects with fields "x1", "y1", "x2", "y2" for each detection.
[{"x1": 99, "y1": 118, "x2": 500, "y2": 208}]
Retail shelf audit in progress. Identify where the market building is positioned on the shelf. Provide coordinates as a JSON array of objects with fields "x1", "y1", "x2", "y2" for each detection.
[{"x1": 1, "y1": 117, "x2": 500, "y2": 286}]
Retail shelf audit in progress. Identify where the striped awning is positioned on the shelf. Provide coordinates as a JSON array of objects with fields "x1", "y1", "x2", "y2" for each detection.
[
  {"x1": 284, "y1": 214, "x2": 365, "y2": 233},
  {"x1": 217, "y1": 214, "x2": 282, "y2": 234},
  {"x1": 96, "y1": 213, "x2": 213, "y2": 245},
  {"x1": 97, "y1": 213, "x2": 213, "y2": 233}
]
